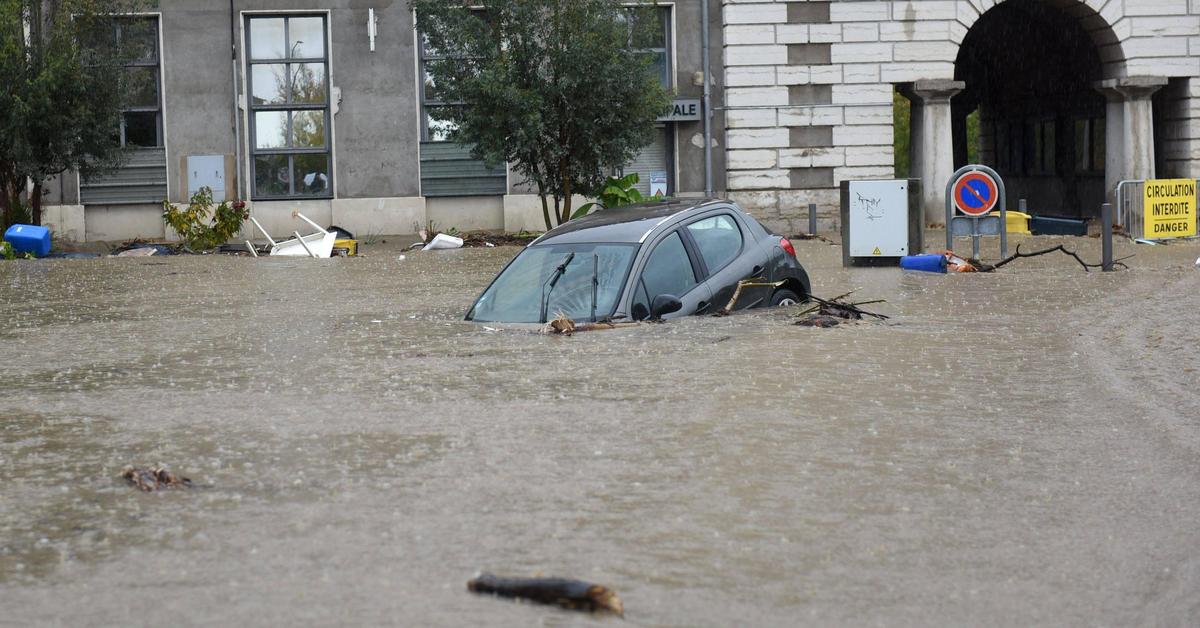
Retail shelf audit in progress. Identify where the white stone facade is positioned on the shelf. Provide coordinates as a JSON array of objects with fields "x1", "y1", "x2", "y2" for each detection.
[{"x1": 722, "y1": 0, "x2": 1200, "y2": 233}]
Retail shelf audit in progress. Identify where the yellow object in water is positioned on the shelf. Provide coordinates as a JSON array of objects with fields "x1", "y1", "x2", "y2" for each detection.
[
  {"x1": 333, "y1": 238, "x2": 357, "y2": 256},
  {"x1": 991, "y1": 211, "x2": 1031, "y2": 235}
]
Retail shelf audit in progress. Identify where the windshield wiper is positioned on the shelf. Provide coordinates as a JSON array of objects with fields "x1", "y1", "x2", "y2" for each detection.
[{"x1": 539, "y1": 252, "x2": 575, "y2": 323}]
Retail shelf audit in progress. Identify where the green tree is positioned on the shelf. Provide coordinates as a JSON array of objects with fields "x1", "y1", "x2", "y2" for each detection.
[
  {"x1": 0, "y1": 0, "x2": 136, "y2": 229},
  {"x1": 411, "y1": 0, "x2": 671, "y2": 229}
]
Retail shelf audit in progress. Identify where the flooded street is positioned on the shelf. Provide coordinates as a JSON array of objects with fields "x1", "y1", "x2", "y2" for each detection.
[{"x1": 1, "y1": 235, "x2": 1198, "y2": 626}]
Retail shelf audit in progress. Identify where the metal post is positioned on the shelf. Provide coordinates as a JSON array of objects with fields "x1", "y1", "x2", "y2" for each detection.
[
  {"x1": 1101, "y1": 202, "x2": 1113, "y2": 271},
  {"x1": 700, "y1": 0, "x2": 713, "y2": 197},
  {"x1": 1019, "y1": 198, "x2": 1027, "y2": 215},
  {"x1": 808, "y1": 203, "x2": 817, "y2": 235},
  {"x1": 971, "y1": 216, "x2": 980, "y2": 260}
]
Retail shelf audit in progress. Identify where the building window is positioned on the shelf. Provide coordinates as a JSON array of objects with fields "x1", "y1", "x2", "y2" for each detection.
[
  {"x1": 620, "y1": 6, "x2": 673, "y2": 196},
  {"x1": 417, "y1": 12, "x2": 486, "y2": 141},
  {"x1": 626, "y1": 6, "x2": 671, "y2": 88},
  {"x1": 417, "y1": 31, "x2": 453, "y2": 141},
  {"x1": 1074, "y1": 117, "x2": 1104, "y2": 174},
  {"x1": 83, "y1": 17, "x2": 162, "y2": 147},
  {"x1": 245, "y1": 15, "x2": 331, "y2": 199},
  {"x1": 1026, "y1": 118, "x2": 1055, "y2": 175}
]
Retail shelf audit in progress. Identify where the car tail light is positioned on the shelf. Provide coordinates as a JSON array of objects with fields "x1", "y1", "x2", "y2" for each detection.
[{"x1": 780, "y1": 237, "x2": 796, "y2": 258}]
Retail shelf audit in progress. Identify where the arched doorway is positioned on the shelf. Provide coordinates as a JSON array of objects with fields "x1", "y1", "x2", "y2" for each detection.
[{"x1": 952, "y1": 0, "x2": 1125, "y2": 218}]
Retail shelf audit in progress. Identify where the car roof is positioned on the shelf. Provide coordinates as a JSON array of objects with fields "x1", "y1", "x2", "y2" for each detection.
[{"x1": 531, "y1": 198, "x2": 728, "y2": 246}]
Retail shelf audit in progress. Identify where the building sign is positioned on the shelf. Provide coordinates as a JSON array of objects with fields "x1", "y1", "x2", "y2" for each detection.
[
  {"x1": 658, "y1": 99, "x2": 701, "y2": 122},
  {"x1": 649, "y1": 171, "x2": 668, "y2": 197},
  {"x1": 1143, "y1": 179, "x2": 1197, "y2": 239}
]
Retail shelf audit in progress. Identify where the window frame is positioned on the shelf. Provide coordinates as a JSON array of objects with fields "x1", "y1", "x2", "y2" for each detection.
[
  {"x1": 93, "y1": 16, "x2": 163, "y2": 149},
  {"x1": 1073, "y1": 116, "x2": 1104, "y2": 175},
  {"x1": 631, "y1": 229, "x2": 703, "y2": 315},
  {"x1": 416, "y1": 12, "x2": 486, "y2": 142},
  {"x1": 680, "y1": 212, "x2": 745, "y2": 279},
  {"x1": 245, "y1": 13, "x2": 333, "y2": 200},
  {"x1": 624, "y1": 5, "x2": 672, "y2": 89}
]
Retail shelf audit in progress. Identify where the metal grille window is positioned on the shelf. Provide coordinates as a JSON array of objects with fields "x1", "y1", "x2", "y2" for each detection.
[{"x1": 246, "y1": 15, "x2": 331, "y2": 199}]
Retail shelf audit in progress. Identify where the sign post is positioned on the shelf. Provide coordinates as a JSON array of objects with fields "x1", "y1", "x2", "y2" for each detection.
[
  {"x1": 1142, "y1": 179, "x2": 1197, "y2": 240},
  {"x1": 945, "y1": 165, "x2": 1007, "y2": 260}
]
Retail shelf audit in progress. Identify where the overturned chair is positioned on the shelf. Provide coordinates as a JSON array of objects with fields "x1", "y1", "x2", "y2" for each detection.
[{"x1": 245, "y1": 211, "x2": 336, "y2": 258}]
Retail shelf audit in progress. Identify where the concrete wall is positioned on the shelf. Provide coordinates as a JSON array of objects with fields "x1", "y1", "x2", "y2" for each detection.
[
  {"x1": 721, "y1": 0, "x2": 1200, "y2": 234},
  {"x1": 1160, "y1": 78, "x2": 1200, "y2": 180},
  {"x1": 56, "y1": 0, "x2": 725, "y2": 242},
  {"x1": 161, "y1": 2, "x2": 239, "y2": 202},
  {"x1": 674, "y1": 0, "x2": 727, "y2": 196}
]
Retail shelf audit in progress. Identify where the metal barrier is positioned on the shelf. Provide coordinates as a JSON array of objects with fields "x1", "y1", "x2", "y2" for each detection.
[{"x1": 1114, "y1": 179, "x2": 1200, "y2": 240}]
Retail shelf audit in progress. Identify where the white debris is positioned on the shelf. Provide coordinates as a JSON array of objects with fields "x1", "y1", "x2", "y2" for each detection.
[{"x1": 422, "y1": 233, "x2": 464, "y2": 251}]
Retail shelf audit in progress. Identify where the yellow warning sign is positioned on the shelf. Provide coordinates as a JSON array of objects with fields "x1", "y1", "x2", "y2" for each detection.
[
  {"x1": 1143, "y1": 179, "x2": 1196, "y2": 239},
  {"x1": 872, "y1": 247, "x2": 881, "y2": 255}
]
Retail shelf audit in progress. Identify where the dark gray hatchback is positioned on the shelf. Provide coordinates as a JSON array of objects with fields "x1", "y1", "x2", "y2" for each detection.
[{"x1": 465, "y1": 198, "x2": 811, "y2": 324}]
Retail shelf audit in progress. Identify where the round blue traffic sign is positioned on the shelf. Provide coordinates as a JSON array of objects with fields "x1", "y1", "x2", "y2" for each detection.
[{"x1": 952, "y1": 171, "x2": 999, "y2": 216}]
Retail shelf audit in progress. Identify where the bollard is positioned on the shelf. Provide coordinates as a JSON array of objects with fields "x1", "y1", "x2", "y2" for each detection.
[
  {"x1": 1019, "y1": 198, "x2": 1027, "y2": 214},
  {"x1": 808, "y1": 203, "x2": 817, "y2": 235},
  {"x1": 1101, "y1": 202, "x2": 1113, "y2": 272}
]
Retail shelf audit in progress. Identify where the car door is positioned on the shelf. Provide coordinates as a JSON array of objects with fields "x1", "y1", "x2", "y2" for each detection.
[
  {"x1": 682, "y1": 212, "x2": 770, "y2": 312},
  {"x1": 628, "y1": 230, "x2": 712, "y2": 320}
]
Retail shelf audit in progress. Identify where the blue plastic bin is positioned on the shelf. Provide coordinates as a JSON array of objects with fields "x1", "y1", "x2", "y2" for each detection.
[
  {"x1": 4, "y1": 224, "x2": 52, "y2": 257},
  {"x1": 899, "y1": 253, "x2": 948, "y2": 273}
]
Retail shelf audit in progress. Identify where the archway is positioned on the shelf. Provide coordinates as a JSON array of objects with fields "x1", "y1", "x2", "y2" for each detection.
[{"x1": 952, "y1": 0, "x2": 1123, "y2": 218}]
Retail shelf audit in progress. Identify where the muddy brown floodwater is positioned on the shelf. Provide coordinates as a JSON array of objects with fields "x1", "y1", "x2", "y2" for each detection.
[{"x1": 1, "y1": 234, "x2": 1198, "y2": 626}]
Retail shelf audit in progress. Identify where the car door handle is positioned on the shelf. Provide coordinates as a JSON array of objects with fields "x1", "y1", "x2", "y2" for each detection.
[
  {"x1": 697, "y1": 300, "x2": 709, "y2": 312},
  {"x1": 751, "y1": 265, "x2": 764, "y2": 276}
]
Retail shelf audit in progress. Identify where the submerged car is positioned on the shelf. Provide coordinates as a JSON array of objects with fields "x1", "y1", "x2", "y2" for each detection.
[{"x1": 465, "y1": 199, "x2": 811, "y2": 324}]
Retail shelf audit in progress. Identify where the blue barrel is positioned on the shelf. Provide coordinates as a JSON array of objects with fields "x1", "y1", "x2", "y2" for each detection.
[
  {"x1": 899, "y1": 253, "x2": 947, "y2": 273},
  {"x1": 4, "y1": 224, "x2": 52, "y2": 257}
]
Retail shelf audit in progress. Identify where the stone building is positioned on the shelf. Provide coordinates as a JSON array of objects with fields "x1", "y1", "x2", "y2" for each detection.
[{"x1": 722, "y1": 0, "x2": 1200, "y2": 231}]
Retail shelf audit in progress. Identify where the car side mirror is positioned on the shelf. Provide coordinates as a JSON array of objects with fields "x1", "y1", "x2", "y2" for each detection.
[{"x1": 649, "y1": 294, "x2": 682, "y2": 320}]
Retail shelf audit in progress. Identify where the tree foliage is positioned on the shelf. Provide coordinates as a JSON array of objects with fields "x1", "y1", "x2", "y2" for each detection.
[
  {"x1": 0, "y1": 0, "x2": 137, "y2": 229},
  {"x1": 411, "y1": 0, "x2": 671, "y2": 229}
]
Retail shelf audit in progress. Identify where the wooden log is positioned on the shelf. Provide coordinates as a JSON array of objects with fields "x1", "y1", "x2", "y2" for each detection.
[{"x1": 467, "y1": 573, "x2": 624, "y2": 616}]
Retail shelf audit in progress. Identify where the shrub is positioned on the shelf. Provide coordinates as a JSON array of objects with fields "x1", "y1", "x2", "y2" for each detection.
[{"x1": 163, "y1": 187, "x2": 248, "y2": 251}]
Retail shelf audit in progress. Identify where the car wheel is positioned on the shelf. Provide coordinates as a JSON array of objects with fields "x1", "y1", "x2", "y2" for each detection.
[{"x1": 770, "y1": 288, "x2": 801, "y2": 307}]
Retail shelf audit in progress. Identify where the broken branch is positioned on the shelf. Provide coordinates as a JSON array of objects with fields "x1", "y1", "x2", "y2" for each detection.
[{"x1": 988, "y1": 244, "x2": 1131, "y2": 272}]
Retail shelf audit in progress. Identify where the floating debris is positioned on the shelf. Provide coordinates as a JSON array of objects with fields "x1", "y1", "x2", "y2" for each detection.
[
  {"x1": 121, "y1": 466, "x2": 192, "y2": 491},
  {"x1": 713, "y1": 278, "x2": 786, "y2": 316},
  {"x1": 794, "y1": 291, "x2": 889, "y2": 327},
  {"x1": 544, "y1": 311, "x2": 576, "y2": 335},
  {"x1": 795, "y1": 314, "x2": 843, "y2": 328},
  {"x1": 114, "y1": 247, "x2": 159, "y2": 257},
  {"x1": 541, "y1": 311, "x2": 645, "y2": 335},
  {"x1": 467, "y1": 573, "x2": 623, "y2": 616}
]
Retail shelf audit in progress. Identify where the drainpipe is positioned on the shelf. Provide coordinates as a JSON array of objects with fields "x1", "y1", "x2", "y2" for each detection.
[
  {"x1": 701, "y1": 0, "x2": 712, "y2": 197},
  {"x1": 230, "y1": 0, "x2": 243, "y2": 200}
]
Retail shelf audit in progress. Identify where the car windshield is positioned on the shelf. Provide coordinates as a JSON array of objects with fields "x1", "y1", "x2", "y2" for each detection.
[{"x1": 466, "y1": 243, "x2": 638, "y2": 323}]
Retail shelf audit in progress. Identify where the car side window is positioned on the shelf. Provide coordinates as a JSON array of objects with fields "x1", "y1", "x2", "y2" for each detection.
[
  {"x1": 635, "y1": 231, "x2": 696, "y2": 311},
  {"x1": 686, "y1": 214, "x2": 742, "y2": 275}
]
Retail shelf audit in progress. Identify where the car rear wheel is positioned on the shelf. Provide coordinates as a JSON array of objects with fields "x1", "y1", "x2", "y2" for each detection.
[{"x1": 770, "y1": 288, "x2": 801, "y2": 307}]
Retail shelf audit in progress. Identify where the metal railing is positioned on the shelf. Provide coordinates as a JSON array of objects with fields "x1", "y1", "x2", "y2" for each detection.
[{"x1": 1114, "y1": 178, "x2": 1200, "y2": 240}]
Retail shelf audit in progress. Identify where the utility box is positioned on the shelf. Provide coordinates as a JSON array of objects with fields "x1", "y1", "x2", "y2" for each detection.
[
  {"x1": 839, "y1": 178, "x2": 922, "y2": 267},
  {"x1": 182, "y1": 154, "x2": 234, "y2": 201}
]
